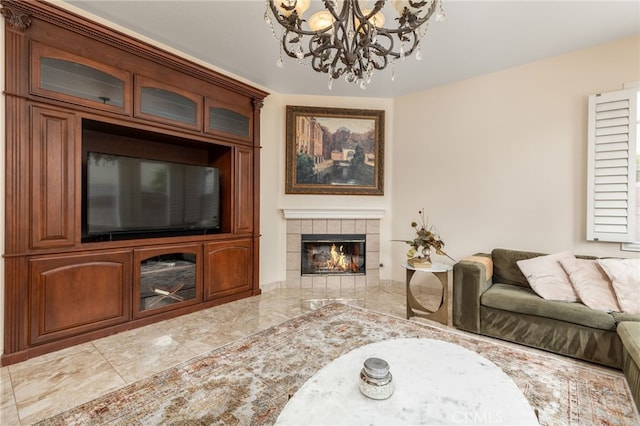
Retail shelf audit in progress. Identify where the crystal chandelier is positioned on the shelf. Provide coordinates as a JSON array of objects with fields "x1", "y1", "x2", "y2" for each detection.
[{"x1": 264, "y1": 0, "x2": 444, "y2": 89}]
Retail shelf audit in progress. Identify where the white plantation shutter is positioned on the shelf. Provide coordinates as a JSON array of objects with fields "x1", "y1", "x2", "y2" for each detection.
[{"x1": 587, "y1": 89, "x2": 637, "y2": 242}]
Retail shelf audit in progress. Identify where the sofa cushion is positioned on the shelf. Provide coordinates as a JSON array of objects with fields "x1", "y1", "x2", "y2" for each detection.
[
  {"x1": 491, "y1": 248, "x2": 598, "y2": 290},
  {"x1": 492, "y1": 248, "x2": 543, "y2": 288},
  {"x1": 516, "y1": 251, "x2": 580, "y2": 302},
  {"x1": 597, "y1": 258, "x2": 640, "y2": 315},
  {"x1": 559, "y1": 257, "x2": 620, "y2": 312},
  {"x1": 481, "y1": 283, "x2": 617, "y2": 331}
]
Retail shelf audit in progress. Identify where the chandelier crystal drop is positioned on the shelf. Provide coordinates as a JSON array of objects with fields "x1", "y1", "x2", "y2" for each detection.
[{"x1": 265, "y1": 0, "x2": 444, "y2": 90}]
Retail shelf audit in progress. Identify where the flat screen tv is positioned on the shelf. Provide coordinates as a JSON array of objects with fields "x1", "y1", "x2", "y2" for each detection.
[{"x1": 83, "y1": 152, "x2": 220, "y2": 241}]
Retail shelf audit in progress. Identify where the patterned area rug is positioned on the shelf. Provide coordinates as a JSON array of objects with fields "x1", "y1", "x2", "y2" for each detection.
[{"x1": 38, "y1": 304, "x2": 639, "y2": 425}]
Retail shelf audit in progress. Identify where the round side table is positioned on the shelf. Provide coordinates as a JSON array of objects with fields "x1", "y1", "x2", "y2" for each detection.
[{"x1": 402, "y1": 263, "x2": 452, "y2": 325}]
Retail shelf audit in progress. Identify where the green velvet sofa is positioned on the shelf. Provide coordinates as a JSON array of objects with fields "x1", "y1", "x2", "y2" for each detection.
[{"x1": 452, "y1": 248, "x2": 640, "y2": 410}]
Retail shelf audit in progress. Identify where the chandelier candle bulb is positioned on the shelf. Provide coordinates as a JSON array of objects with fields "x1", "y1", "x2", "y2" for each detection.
[
  {"x1": 309, "y1": 10, "x2": 335, "y2": 31},
  {"x1": 359, "y1": 357, "x2": 394, "y2": 400}
]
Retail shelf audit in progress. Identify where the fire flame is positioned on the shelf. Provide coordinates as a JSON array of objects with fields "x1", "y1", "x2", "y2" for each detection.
[{"x1": 327, "y1": 244, "x2": 349, "y2": 271}]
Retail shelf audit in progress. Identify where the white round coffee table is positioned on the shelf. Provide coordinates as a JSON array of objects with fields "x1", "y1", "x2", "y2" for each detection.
[{"x1": 276, "y1": 338, "x2": 538, "y2": 425}]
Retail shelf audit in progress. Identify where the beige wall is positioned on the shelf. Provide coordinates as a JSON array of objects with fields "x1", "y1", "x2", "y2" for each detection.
[
  {"x1": 389, "y1": 35, "x2": 640, "y2": 284},
  {"x1": 259, "y1": 94, "x2": 395, "y2": 286}
]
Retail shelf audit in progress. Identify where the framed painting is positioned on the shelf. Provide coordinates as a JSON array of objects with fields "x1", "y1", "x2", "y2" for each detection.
[{"x1": 285, "y1": 105, "x2": 384, "y2": 195}]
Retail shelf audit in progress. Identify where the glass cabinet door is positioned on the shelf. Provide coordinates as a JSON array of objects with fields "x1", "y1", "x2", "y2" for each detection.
[
  {"x1": 208, "y1": 106, "x2": 250, "y2": 139},
  {"x1": 31, "y1": 42, "x2": 130, "y2": 114},
  {"x1": 205, "y1": 90, "x2": 253, "y2": 143},
  {"x1": 41, "y1": 58, "x2": 125, "y2": 106},
  {"x1": 134, "y1": 245, "x2": 202, "y2": 317},
  {"x1": 135, "y1": 76, "x2": 202, "y2": 130}
]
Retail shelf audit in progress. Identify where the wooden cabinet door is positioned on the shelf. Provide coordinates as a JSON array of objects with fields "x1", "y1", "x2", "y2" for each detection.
[
  {"x1": 235, "y1": 147, "x2": 254, "y2": 234},
  {"x1": 29, "y1": 250, "x2": 132, "y2": 345},
  {"x1": 204, "y1": 239, "x2": 253, "y2": 300},
  {"x1": 30, "y1": 105, "x2": 78, "y2": 249}
]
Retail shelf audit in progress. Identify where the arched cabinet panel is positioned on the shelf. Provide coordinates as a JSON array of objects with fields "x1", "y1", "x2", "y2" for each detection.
[
  {"x1": 204, "y1": 239, "x2": 253, "y2": 300},
  {"x1": 29, "y1": 250, "x2": 132, "y2": 345}
]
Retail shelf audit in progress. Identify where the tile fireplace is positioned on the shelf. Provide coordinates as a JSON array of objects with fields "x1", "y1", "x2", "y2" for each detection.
[{"x1": 283, "y1": 209, "x2": 384, "y2": 289}]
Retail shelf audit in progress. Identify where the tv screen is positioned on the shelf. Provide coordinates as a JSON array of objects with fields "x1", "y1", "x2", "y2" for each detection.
[{"x1": 84, "y1": 152, "x2": 220, "y2": 241}]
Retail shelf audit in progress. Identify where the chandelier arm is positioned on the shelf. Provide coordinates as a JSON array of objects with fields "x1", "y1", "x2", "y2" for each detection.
[
  {"x1": 308, "y1": 33, "x2": 339, "y2": 72},
  {"x1": 311, "y1": 53, "x2": 336, "y2": 75},
  {"x1": 327, "y1": 45, "x2": 346, "y2": 79},
  {"x1": 387, "y1": 2, "x2": 438, "y2": 35},
  {"x1": 267, "y1": 1, "x2": 301, "y2": 32},
  {"x1": 330, "y1": 4, "x2": 356, "y2": 70},
  {"x1": 310, "y1": 49, "x2": 348, "y2": 80},
  {"x1": 357, "y1": 41, "x2": 390, "y2": 76},
  {"x1": 281, "y1": 30, "x2": 316, "y2": 60},
  {"x1": 368, "y1": 53, "x2": 389, "y2": 72},
  {"x1": 390, "y1": 30, "x2": 421, "y2": 59},
  {"x1": 409, "y1": 1, "x2": 429, "y2": 9},
  {"x1": 367, "y1": 30, "x2": 395, "y2": 57},
  {"x1": 321, "y1": 0, "x2": 343, "y2": 21},
  {"x1": 350, "y1": 0, "x2": 384, "y2": 34},
  {"x1": 280, "y1": 30, "x2": 299, "y2": 59},
  {"x1": 341, "y1": 1, "x2": 381, "y2": 75}
]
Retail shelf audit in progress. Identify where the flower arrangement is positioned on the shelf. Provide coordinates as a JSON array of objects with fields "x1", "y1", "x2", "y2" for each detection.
[{"x1": 397, "y1": 210, "x2": 454, "y2": 267}]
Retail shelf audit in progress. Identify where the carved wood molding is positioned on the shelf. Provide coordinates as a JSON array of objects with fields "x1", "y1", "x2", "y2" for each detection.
[
  {"x1": 253, "y1": 99, "x2": 265, "y2": 110},
  {"x1": 1, "y1": 4, "x2": 31, "y2": 31}
]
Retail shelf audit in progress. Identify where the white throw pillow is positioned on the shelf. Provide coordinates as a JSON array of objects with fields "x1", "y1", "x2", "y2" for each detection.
[
  {"x1": 516, "y1": 251, "x2": 580, "y2": 302},
  {"x1": 559, "y1": 258, "x2": 620, "y2": 312},
  {"x1": 597, "y1": 258, "x2": 640, "y2": 315}
]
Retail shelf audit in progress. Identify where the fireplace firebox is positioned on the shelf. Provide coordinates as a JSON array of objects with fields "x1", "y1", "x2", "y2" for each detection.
[{"x1": 301, "y1": 234, "x2": 366, "y2": 275}]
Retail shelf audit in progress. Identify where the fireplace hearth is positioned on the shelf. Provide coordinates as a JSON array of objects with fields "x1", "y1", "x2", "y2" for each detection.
[{"x1": 301, "y1": 234, "x2": 365, "y2": 275}]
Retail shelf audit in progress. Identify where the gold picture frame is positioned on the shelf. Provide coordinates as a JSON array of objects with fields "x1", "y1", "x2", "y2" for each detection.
[{"x1": 285, "y1": 105, "x2": 385, "y2": 195}]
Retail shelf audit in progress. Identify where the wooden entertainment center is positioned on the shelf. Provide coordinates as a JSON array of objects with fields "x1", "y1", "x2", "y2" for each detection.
[{"x1": 1, "y1": 0, "x2": 268, "y2": 365}]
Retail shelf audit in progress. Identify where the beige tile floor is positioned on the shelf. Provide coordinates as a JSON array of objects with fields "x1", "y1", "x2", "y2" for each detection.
[{"x1": 0, "y1": 282, "x2": 444, "y2": 425}]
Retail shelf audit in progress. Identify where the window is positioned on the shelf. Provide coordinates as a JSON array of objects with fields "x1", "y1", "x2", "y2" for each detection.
[
  {"x1": 623, "y1": 90, "x2": 640, "y2": 251},
  {"x1": 586, "y1": 88, "x2": 638, "y2": 247}
]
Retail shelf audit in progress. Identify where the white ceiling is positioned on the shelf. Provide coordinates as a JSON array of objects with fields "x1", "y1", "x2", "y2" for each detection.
[{"x1": 64, "y1": 0, "x2": 640, "y2": 98}]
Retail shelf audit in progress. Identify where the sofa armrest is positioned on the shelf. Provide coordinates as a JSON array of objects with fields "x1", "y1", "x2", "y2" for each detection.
[{"x1": 453, "y1": 253, "x2": 494, "y2": 333}]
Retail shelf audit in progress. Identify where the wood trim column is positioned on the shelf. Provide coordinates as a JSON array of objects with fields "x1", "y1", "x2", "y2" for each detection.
[
  {"x1": 2, "y1": 4, "x2": 32, "y2": 361},
  {"x1": 252, "y1": 98, "x2": 263, "y2": 295}
]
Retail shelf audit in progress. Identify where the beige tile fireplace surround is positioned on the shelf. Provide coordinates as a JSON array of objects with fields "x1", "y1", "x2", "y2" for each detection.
[{"x1": 282, "y1": 209, "x2": 385, "y2": 290}]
